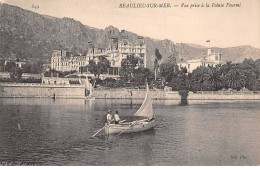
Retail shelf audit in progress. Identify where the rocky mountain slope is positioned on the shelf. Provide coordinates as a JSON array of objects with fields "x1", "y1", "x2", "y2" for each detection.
[{"x1": 0, "y1": 3, "x2": 259, "y2": 69}]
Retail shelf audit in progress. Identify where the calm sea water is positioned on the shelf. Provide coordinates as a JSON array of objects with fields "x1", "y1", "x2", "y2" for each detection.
[{"x1": 0, "y1": 98, "x2": 259, "y2": 166}]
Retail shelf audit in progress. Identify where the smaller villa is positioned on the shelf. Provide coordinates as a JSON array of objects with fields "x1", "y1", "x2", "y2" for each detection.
[{"x1": 177, "y1": 48, "x2": 222, "y2": 73}]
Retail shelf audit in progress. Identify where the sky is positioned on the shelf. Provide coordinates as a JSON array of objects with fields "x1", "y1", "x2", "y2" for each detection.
[{"x1": 2, "y1": 0, "x2": 260, "y2": 48}]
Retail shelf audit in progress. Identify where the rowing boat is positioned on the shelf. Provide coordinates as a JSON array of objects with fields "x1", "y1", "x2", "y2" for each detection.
[{"x1": 105, "y1": 84, "x2": 155, "y2": 135}]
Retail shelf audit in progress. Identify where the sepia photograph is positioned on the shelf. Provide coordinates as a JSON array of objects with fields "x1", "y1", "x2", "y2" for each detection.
[{"x1": 0, "y1": 0, "x2": 259, "y2": 166}]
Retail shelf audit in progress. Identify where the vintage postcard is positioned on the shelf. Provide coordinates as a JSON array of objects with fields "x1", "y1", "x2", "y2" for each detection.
[{"x1": 0, "y1": 0, "x2": 259, "y2": 166}]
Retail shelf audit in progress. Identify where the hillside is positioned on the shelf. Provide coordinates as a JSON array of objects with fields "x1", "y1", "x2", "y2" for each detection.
[{"x1": 0, "y1": 3, "x2": 259, "y2": 69}]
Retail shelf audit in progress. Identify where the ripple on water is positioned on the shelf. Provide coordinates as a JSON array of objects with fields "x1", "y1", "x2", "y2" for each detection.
[{"x1": 0, "y1": 99, "x2": 259, "y2": 165}]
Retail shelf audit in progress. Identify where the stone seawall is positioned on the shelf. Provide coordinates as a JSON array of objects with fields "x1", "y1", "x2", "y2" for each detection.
[
  {"x1": 93, "y1": 89, "x2": 260, "y2": 100},
  {"x1": 93, "y1": 89, "x2": 169, "y2": 99},
  {"x1": 1, "y1": 84, "x2": 260, "y2": 100},
  {"x1": 0, "y1": 83, "x2": 87, "y2": 98}
]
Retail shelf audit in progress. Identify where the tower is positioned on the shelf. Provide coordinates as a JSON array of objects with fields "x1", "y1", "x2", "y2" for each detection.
[{"x1": 207, "y1": 48, "x2": 212, "y2": 57}]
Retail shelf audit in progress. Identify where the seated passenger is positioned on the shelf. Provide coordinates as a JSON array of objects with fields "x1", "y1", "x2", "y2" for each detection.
[{"x1": 114, "y1": 111, "x2": 120, "y2": 124}]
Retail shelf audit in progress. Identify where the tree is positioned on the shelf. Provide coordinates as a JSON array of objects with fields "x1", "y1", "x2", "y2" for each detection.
[
  {"x1": 154, "y1": 48, "x2": 162, "y2": 80},
  {"x1": 226, "y1": 65, "x2": 245, "y2": 91},
  {"x1": 120, "y1": 54, "x2": 138, "y2": 82},
  {"x1": 159, "y1": 61, "x2": 177, "y2": 85},
  {"x1": 189, "y1": 66, "x2": 209, "y2": 91},
  {"x1": 168, "y1": 67, "x2": 188, "y2": 91},
  {"x1": 167, "y1": 54, "x2": 177, "y2": 64},
  {"x1": 10, "y1": 67, "x2": 23, "y2": 82},
  {"x1": 4, "y1": 62, "x2": 16, "y2": 72},
  {"x1": 88, "y1": 56, "x2": 110, "y2": 87},
  {"x1": 164, "y1": 58, "x2": 260, "y2": 92},
  {"x1": 240, "y1": 58, "x2": 259, "y2": 90},
  {"x1": 132, "y1": 68, "x2": 153, "y2": 87},
  {"x1": 44, "y1": 69, "x2": 64, "y2": 77},
  {"x1": 21, "y1": 61, "x2": 43, "y2": 74},
  {"x1": 205, "y1": 67, "x2": 223, "y2": 90},
  {"x1": 31, "y1": 61, "x2": 43, "y2": 74},
  {"x1": 220, "y1": 61, "x2": 232, "y2": 77},
  {"x1": 21, "y1": 63, "x2": 32, "y2": 73}
]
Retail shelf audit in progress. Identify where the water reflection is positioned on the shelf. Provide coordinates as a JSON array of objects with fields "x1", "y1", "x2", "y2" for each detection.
[{"x1": 179, "y1": 99, "x2": 188, "y2": 106}]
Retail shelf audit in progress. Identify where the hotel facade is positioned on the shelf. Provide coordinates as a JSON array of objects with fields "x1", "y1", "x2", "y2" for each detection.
[{"x1": 51, "y1": 38, "x2": 146, "y2": 79}]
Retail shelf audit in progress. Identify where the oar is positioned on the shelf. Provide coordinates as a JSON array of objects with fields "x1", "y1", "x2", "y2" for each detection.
[
  {"x1": 119, "y1": 120, "x2": 126, "y2": 124},
  {"x1": 17, "y1": 123, "x2": 21, "y2": 131},
  {"x1": 92, "y1": 118, "x2": 116, "y2": 137},
  {"x1": 118, "y1": 121, "x2": 138, "y2": 136},
  {"x1": 93, "y1": 128, "x2": 102, "y2": 133},
  {"x1": 92, "y1": 125, "x2": 106, "y2": 137}
]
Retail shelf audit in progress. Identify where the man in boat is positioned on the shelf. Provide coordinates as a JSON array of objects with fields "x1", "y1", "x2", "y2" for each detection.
[
  {"x1": 107, "y1": 110, "x2": 113, "y2": 124},
  {"x1": 114, "y1": 111, "x2": 120, "y2": 124}
]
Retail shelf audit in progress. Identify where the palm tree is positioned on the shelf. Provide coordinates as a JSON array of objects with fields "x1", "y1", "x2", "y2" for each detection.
[
  {"x1": 190, "y1": 66, "x2": 208, "y2": 91},
  {"x1": 205, "y1": 68, "x2": 223, "y2": 90},
  {"x1": 226, "y1": 66, "x2": 245, "y2": 91},
  {"x1": 220, "y1": 61, "x2": 232, "y2": 76}
]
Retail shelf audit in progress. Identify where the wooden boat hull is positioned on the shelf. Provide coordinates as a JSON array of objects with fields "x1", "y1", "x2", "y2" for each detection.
[
  {"x1": 105, "y1": 119, "x2": 156, "y2": 135},
  {"x1": 92, "y1": 84, "x2": 155, "y2": 137}
]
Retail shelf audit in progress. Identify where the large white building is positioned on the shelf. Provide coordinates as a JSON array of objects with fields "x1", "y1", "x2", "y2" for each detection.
[
  {"x1": 177, "y1": 48, "x2": 222, "y2": 73},
  {"x1": 51, "y1": 38, "x2": 146, "y2": 78}
]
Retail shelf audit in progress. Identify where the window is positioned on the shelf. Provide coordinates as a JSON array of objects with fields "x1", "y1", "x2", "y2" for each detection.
[
  {"x1": 215, "y1": 55, "x2": 218, "y2": 61},
  {"x1": 109, "y1": 67, "x2": 113, "y2": 75},
  {"x1": 188, "y1": 64, "x2": 190, "y2": 69},
  {"x1": 114, "y1": 68, "x2": 118, "y2": 75}
]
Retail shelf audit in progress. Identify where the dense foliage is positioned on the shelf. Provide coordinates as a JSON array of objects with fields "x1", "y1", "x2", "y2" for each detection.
[
  {"x1": 86, "y1": 56, "x2": 110, "y2": 87},
  {"x1": 107, "y1": 56, "x2": 260, "y2": 91},
  {"x1": 165, "y1": 58, "x2": 260, "y2": 91},
  {"x1": 120, "y1": 54, "x2": 139, "y2": 82},
  {"x1": 87, "y1": 56, "x2": 110, "y2": 79}
]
